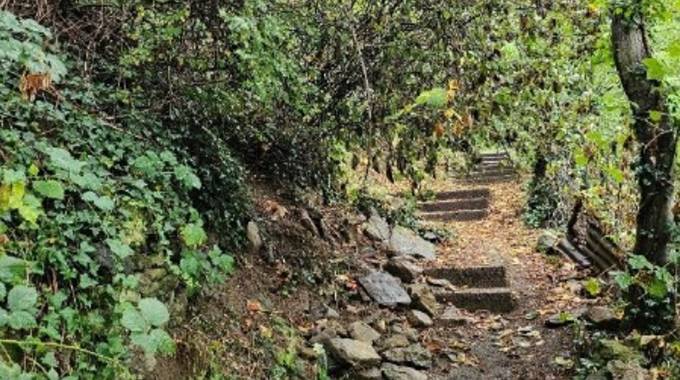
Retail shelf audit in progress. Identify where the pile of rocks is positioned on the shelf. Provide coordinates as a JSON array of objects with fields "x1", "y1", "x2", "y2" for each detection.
[{"x1": 300, "y1": 212, "x2": 483, "y2": 379}]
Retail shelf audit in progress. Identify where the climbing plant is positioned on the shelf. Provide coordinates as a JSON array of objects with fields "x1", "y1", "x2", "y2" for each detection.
[{"x1": 0, "y1": 11, "x2": 237, "y2": 378}]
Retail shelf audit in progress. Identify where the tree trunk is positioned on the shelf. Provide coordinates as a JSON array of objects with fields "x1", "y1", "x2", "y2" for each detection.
[{"x1": 611, "y1": 5, "x2": 677, "y2": 331}]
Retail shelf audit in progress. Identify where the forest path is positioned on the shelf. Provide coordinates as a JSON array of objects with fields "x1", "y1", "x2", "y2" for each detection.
[{"x1": 417, "y1": 168, "x2": 582, "y2": 379}]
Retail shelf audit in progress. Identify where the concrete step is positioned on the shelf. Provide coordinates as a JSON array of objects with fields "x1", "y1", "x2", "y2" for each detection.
[
  {"x1": 477, "y1": 162, "x2": 510, "y2": 170},
  {"x1": 418, "y1": 198, "x2": 489, "y2": 213},
  {"x1": 418, "y1": 209, "x2": 488, "y2": 222},
  {"x1": 469, "y1": 168, "x2": 515, "y2": 177},
  {"x1": 460, "y1": 174, "x2": 517, "y2": 184},
  {"x1": 434, "y1": 188, "x2": 490, "y2": 201},
  {"x1": 423, "y1": 265, "x2": 508, "y2": 288},
  {"x1": 435, "y1": 287, "x2": 516, "y2": 313},
  {"x1": 479, "y1": 153, "x2": 509, "y2": 160}
]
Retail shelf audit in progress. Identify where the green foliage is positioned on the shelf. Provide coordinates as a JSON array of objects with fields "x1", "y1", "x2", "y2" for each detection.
[{"x1": 0, "y1": 12, "x2": 238, "y2": 378}]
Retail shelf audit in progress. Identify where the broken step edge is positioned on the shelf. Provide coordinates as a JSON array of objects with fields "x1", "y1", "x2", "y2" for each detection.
[
  {"x1": 418, "y1": 209, "x2": 489, "y2": 222},
  {"x1": 418, "y1": 197, "x2": 489, "y2": 212},
  {"x1": 423, "y1": 265, "x2": 508, "y2": 288},
  {"x1": 435, "y1": 287, "x2": 516, "y2": 313}
]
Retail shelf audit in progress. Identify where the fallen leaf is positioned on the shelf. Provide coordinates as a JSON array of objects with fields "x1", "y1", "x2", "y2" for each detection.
[{"x1": 247, "y1": 299, "x2": 263, "y2": 313}]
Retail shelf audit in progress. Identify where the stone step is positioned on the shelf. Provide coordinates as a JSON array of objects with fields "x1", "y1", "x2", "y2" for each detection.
[
  {"x1": 418, "y1": 198, "x2": 489, "y2": 213},
  {"x1": 477, "y1": 162, "x2": 510, "y2": 170},
  {"x1": 435, "y1": 287, "x2": 516, "y2": 313},
  {"x1": 423, "y1": 265, "x2": 508, "y2": 288},
  {"x1": 479, "y1": 153, "x2": 509, "y2": 160},
  {"x1": 418, "y1": 209, "x2": 488, "y2": 222},
  {"x1": 469, "y1": 168, "x2": 515, "y2": 177},
  {"x1": 460, "y1": 174, "x2": 517, "y2": 184},
  {"x1": 434, "y1": 188, "x2": 490, "y2": 201}
]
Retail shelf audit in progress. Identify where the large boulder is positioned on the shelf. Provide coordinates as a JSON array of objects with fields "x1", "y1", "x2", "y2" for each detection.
[
  {"x1": 389, "y1": 226, "x2": 436, "y2": 260},
  {"x1": 326, "y1": 338, "x2": 381, "y2": 368},
  {"x1": 359, "y1": 272, "x2": 412, "y2": 307}
]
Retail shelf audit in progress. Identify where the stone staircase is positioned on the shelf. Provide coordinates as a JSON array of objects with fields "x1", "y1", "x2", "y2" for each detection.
[
  {"x1": 459, "y1": 152, "x2": 517, "y2": 183},
  {"x1": 417, "y1": 188, "x2": 491, "y2": 222},
  {"x1": 410, "y1": 152, "x2": 518, "y2": 314},
  {"x1": 425, "y1": 266, "x2": 515, "y2": 313}
]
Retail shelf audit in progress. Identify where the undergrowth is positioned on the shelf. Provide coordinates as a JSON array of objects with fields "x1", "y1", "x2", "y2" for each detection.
[{"x1": 0, "y1": 11, "x2": 242, "y2": 379}]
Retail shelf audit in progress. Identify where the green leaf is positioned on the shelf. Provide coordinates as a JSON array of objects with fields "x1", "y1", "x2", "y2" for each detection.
[
  {"x1": 0, "y1": 256, "x2": 29, "y2": 283},
  {"x1": 70, "y1": 172, "x2": 103, "y2": 191},
  {"x1": 643, "y1": 58, "x2": 667, "y2": 81},
  {"x1": 647, "y1": 277, "x2": 669, "y2": 300},
  {"x1": 7, "y1": 285, "x2": 38, "y2": 311},
  {"x1": 121, "y1": 308, "x2": 148, "y2": 333},
  {"x1": 181, "y1": 223, "x2": 207, "y2": 248},
  {"x1": 628, "y1": 255, "x2": 653, "y2": 270},
  {"x1": 33, "y1": 180, "x2": 65, "y2": 200},
  {"x1": 667, "y1": 40, "x2": 680, "y2": 58},
  {"x1": 0, "y1": 308, "x2": 7, "y2": 327},
  {"x1": 415, "y1": 88, "x2": 448, "y2": 109},
  {"x1": 583, "y1": 278, "x2": 601, "y2": 297},
  {"x1": 44, "y1": 147, "x2": 85, "y2": 173},
  {"x1": 138, "y1": 298, "x2": 169, "y2": 327},
  {"x1": 82, "y1": 191, "x2": 114, "y2": 211},
  {"x1": 649, "y1": 111, "x2": 663, "y2": 123},
  {"x1": 613, "y1": 271, "x2": 633, "y2": 290},
  {"x1": 0, "y1": 283, "x2": 5, "y2": 301},
  {"x1": 8, "y1": 310, "x2": 37, "y2": 330},
  {"x1": 106, "y1": 239, "x2": 133, "y2": 259},
  {"x1": 174, "y1": 165, "x2": 201, "y2": 189},
  {"x1": 130, "y1": 329, "x2": 176, "y2": 356},
  {"x1": 149, "y1": 328, "x2": 176, "y2": 355},
  {"x1": 17, "y1": 194, "x2": 42, "y2": 223}
]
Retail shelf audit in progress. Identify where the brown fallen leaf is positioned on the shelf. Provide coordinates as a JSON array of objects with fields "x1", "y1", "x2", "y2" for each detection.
[{"x1": 247, "y1": 299, "x2": 263, "y2": 313}]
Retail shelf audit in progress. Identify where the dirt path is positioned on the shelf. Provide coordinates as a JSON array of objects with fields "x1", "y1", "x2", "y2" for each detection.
[
  {"x1": 420, "y1": 179, "x2": 580, "y2": 379},
  {"x1": 150, "y1": 173, "x2": 588, "y2": 379}
]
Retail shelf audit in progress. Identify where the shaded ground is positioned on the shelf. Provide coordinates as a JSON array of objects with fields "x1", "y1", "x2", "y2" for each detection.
[
  {"x1": 148, "y1": 176, "x2": 591, "y2": 379},
  {"x1": 419, "y1": 179, "x2": 584, "y2": 379}
]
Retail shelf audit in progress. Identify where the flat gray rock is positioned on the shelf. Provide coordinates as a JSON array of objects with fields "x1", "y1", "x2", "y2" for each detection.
[
  {"x1": 381, "y1": 363, "x2": 428, "y2": 380},
  {"x1": 357, "y1": 367, "x2": 383, "y2": 380},
  {"x1": 409, "y1": 284, "x2": 439, "y2": 316},
  {"x1": 359, "y1": 272, "x2": 411, "y2": 307},
  {"x1": 407, "y1": 309, "x2": 433, "y2": 328},
  {"x1": 364, "y1": 209, "x2": 391, "y2": 242},
  {"x1": 349, "y1": 321, "x2": 381, "y2": 343},
  {"x1": 382, "y1": 343, "x2": 432, "y2": 369},
  {"x1": 326, "y1": 338, "x2": 381, "y2": 368},
  {"x1": 389, "y1": 226, "x2": 436, "y2": 260},
  {"x1": 385, "y1": 257, "x2": 423, "y2": 283}
]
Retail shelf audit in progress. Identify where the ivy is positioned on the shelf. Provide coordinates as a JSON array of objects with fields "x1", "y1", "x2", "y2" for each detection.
[{"x1": 0, "y1": 12, "x2": 238, "y2": 378}]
